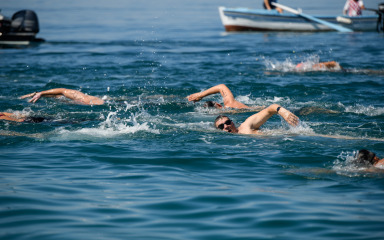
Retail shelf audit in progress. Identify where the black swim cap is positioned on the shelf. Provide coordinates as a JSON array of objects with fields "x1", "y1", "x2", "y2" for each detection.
[
  {"x1": 356, "y1": 149, "x2": 376, "y2": 165},
  {"x1": 204, "y1": 101, "x2": 216, "y2": 108},
  {"x1": 24, "y1": 117, "x2": 45, "y2": 123}
]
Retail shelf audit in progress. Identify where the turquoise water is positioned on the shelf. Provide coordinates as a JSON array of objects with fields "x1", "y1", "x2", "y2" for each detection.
[{"x1": 1, "y1": 1, "x2": 384, "y2": 239}]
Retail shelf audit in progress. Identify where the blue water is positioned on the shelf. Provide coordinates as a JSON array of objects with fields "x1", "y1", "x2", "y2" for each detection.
[{"x1": 1, "y1": 0, "x2": 384, "y2": 239}]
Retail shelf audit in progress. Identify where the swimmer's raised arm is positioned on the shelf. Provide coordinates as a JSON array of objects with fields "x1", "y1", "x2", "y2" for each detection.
[
  {"x1": 187, "y1": 84, "x2": 233, "y2": 102},
  {"x1": 187, "y1": 84, "x2": 248, "y2": 108},
  {"x1": 238, "y1": 104, "x2": 299, "y2": 134},
  {"x1": 21, "y1": 88, "x2": 67, "y2": 103},
  {"x1": 20, "y1": 88, "x2": 104, "y2": 105}
]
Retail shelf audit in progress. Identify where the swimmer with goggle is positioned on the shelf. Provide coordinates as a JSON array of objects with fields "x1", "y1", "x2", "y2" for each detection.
[{"x1": 214, "y1": 104, "x2": 299, "y2": 134}]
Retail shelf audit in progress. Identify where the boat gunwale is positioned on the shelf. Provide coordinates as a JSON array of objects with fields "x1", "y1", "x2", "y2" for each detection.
[{"x1": 221, "y1": 7, "x2": 379, "y2": 20}]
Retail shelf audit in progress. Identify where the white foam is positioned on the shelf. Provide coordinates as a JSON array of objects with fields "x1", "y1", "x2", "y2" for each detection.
[
  {"x1": 264, "y1": 57, "x2": 297, "y2": 72},
  {"x1": 51, "y1": 110, "x2": 160, "y2": 141},
  {"x1": 260, "y1": 120, "x2": 315, "y2": 136},
  {"x1": 344, "y1": 104, "x2": 384, "y2": 116},
  {"x1": 123, "y1": 101, "x2": 137, "y2": 111},
  {"x1": 4, "y1": 108, "x2": 34, "y2": 118},
  {"x1": 235, "y1": 94, "x2": 252, "y2": 104},
  {"x1": 332, "y1": 151, "x2": 373, "y2": 176}
]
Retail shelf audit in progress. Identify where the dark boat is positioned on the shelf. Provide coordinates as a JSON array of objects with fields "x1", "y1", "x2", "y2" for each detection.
[{"x1": 0, "y1": 9, "x2": 44, "y2": 47}]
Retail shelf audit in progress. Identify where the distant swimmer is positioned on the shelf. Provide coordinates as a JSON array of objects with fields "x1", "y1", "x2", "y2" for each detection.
[
  {"x1": 0, "y1": 112, "x2": 46, "y2": 123},
  {"x1": 263, "y1": 0, "x2": 283, "y2": 13},
  {"x1": 295, "y1": 61, "x2": 343, "y2": 71},
  {"x1": 187, "y1": 84, "x2": 264, "y2": 111},
  {"x1": 214, "y1": 104, "x2": 299, "y2": 134},
  {"x1": 295, "y1": 106, "x2": 339, "y2": 116},
  {"x1": 355, "y1": 149, "x2": 384, "y2": 169},
  {"x1": 20, "y1": 88, "x2": 104, "y2": 105},
  {"x1": 293, "y1": 61, "x2": 384, "y2": 76},
  {"x1": 294, "y1": 61, "x2": 384, "y2": 75}
]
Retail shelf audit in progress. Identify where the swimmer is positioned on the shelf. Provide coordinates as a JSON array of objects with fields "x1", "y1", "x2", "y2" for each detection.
[
  {"x1": 295, "y1": 106, "x2": 339, "y2": 116},
  {"x1": 186, "y1": 84, "x2": 334, "y2": 116},
  {"x1": 20, "y1": 88, "x2": 104, "y2": 105},
  {"x1": 295, "y1": 61, "x2": 384, "y2": 75},
  {"x1": 0, "y1": 112, "x2": 46, "y2": 123},
  {"x1": 295, "y1": 61, "x2": 343, "y2": 71},
  {"x1": 214, "y1": 104, "x2": 299, "y2": 134},
  {"x1": 187, "y1": 84, "x2": 263, "y2": 110},
  {"x1": 267, "y1": 59, "x2": 384, "y2": 75},
  {"x1": 355, "y1": 149, "x2": 384, "y2": 168}
]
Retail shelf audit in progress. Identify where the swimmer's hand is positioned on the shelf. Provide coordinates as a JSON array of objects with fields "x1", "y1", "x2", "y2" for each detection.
[
  {"x1": 187, "y1": 92, "x2": 203, "y2": 102},
  {"x1": 28, "y1": 92, "x2": 43, "y2": 103},
  {"x1": 20, "y1": 92, "x2": 37, "y2": 100},
  {"x1": 20, "y1": 92, "x2": 42, "y2": 103},
  {"x1": 278, "y1": 107, "x2": 300, "y2": 127}
]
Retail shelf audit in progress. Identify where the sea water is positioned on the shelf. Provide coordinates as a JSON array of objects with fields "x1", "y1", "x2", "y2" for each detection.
[{"x1": 1, "y1": 0, "x2": 384, "y2": 239}]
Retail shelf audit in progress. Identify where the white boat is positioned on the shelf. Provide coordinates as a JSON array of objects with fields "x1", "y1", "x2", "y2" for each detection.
[{"x1": 218, "y1": 6, "x2": 383, "y2": 32}]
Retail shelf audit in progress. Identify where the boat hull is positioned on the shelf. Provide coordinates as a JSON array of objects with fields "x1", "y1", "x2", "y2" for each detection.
[
  {"x1": 219, "y1": 7, "x2": 378, "y2": 32},
  {"x1": 0, "y1": 33, "x2": 44, "y2": 48}
]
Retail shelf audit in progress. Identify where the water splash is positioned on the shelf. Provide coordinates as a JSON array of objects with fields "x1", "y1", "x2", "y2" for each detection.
[
  {"x1": 263, "y1": 55, "x2": 341, "y2": 72},
  {"x1": 332, "y1": 150, "x2": 377, "y2": 177},
  {"x1": 260, "y1": 119, "x2": 315, "y2": 136},
  {"x1": 51, "y1": 101, "x2": 160, "y2": 141},
  {"x1": 264, "y1": 57, "x2": 298, "y2": 72},
  {"x1": 4, "y1": 107, "x2": 35, "y2": 118},
  {"x1": 343, "y1": 103, "x2": 384, "y2": 116}
]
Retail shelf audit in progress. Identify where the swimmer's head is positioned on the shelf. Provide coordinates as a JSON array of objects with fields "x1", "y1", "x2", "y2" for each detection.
[
  {"x1": 214, "y1": 115, "x2": 236, "y2": 133},
  {"x1": 355, "y1": 149, "x2": 376, "y2": 165},
  {"x1": 204, "y1": 101, "x2": 223, "y2": 109}
]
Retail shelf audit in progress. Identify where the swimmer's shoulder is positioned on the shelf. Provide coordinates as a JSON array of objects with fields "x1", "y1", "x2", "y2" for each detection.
[{"x1": 374, "y1": 159, "x2": 384, "y2": 169}]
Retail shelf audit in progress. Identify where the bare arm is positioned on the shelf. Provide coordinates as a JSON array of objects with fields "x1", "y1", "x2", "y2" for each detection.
[
  {"x1": 20, "y1": 88, "x2": 67, "y2": 103},
  {"x1": 0, "y1": 112, "x2": 25, "y2": 122},
  {"x1": 187, "y1": 84, "x2": 248, "y2": 108},
  {"x1": 313, "y1": 61, "x2": 341, "y2": 70},
  {"x1": 238, "y1": 104, "x2": 299, "y2": 134},
  {"x1": 343, "y1": 1, "x2": 349, "y2": 15},
  {"x1": 265, "y1": 0, "x2": 283, "y2": 13},
  {"x1": 264, "y1": 0, "x2": 272, "y2": 10},
  {"x1": 187, "y1": 84, "x2": 235, "y2": 102},
  {"x1": 374, "y1": 159, "x2": 384, "y2": 168},
  {"x1": 20, "y1": 88, "x2": 104, "y2": 105}
]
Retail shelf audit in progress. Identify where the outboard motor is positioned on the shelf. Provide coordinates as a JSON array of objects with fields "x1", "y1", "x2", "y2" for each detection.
[
  {"x1": 10, "y1": 10, "x2": 39, "y2": 34},
  {"x1": 0, "y1": 9, "x2": 44, "y2": 44}
]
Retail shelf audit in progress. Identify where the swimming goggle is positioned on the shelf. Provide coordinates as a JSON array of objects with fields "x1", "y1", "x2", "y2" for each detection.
[{"x1": 218, "y1": 119, "x2": 232, "y2": 130}]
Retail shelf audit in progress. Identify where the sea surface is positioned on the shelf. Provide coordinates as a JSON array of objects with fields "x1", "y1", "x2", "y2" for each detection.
[{"x1": 1, "y1": 0, "x2": 384, "y2": 239}]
